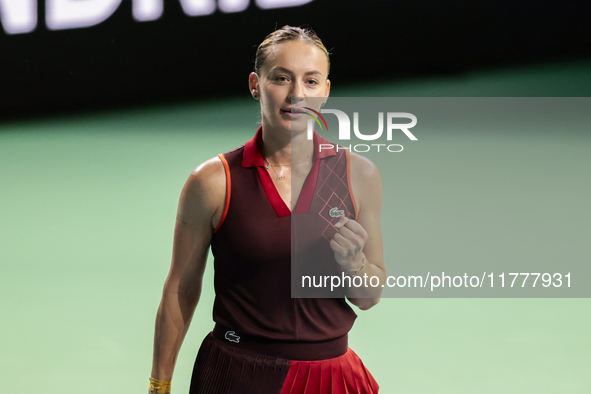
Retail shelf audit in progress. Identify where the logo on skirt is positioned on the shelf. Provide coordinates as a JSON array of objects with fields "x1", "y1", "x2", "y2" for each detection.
[{"x1": 225, "y1": 331, "x2": 240, "y2": 343}]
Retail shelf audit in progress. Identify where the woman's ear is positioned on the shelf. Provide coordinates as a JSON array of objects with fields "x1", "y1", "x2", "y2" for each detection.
[
  {"x1": 325, "y1": 78, "x2": 331, "y2": 98},
  {"x1": 249, "y1": 72, "x2": 259, "y2": 99}
]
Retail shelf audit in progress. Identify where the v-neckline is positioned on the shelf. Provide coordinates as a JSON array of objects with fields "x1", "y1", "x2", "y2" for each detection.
[
  {"x1": 240, "y1": 126, "x2": 337, "y2": 218},
  {"x1": 256, "y1": 155, "x2": 321, "y2": 218}
]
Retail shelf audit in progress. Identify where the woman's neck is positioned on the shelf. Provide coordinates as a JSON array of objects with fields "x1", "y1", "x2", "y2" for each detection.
[{"x1": 261, "y1": 126, "x2": 314, "y2": 165}]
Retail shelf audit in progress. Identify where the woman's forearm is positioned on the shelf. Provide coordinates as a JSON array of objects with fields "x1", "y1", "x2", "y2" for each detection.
[{"x1": 151, "y1": 288, "x2": 200, "y2": 380}]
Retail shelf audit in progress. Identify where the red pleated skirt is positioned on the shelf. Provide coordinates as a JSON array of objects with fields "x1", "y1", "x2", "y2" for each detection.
[
  {"x1": 190, "y1": 332, "x2": 379, "y2": 394},
  {"x1": 280, "y1": 348, "x2": 379, "y2": 394}
]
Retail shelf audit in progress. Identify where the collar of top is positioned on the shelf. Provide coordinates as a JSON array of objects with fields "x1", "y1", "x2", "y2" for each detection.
[{"x1": 241, "y1": 126, "x2": 337, "y2": 168}]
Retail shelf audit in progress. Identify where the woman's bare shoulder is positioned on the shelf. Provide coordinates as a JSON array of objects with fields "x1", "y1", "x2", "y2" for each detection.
[
  {"x1": 186, "y1": 156, "x2": 225, "y2": 191},
  {"x1": 178, "y1": 156, "x2": 226, "y2": 226},
  {"x1": 349, "y1": 152, "x2": 381, "y2": 184}
]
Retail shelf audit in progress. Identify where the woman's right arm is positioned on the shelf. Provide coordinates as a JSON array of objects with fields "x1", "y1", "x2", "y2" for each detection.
[{"x1": 150, "y1": 156, "x2": 226, "y2": 384}]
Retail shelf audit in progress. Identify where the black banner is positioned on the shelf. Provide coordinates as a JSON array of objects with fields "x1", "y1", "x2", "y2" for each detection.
[{"x1": 2, "y1": 0, "x2": 591, "y2": 118}]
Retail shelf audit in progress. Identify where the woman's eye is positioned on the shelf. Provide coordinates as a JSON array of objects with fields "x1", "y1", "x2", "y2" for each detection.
[
  {"x1": 307, "y1": 80, "x2": 319, "y2": 86},
  {"x1": 276, "y1": 76, "x2": 288, "y2": 82}
]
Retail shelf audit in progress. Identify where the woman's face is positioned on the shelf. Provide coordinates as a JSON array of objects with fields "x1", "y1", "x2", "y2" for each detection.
[{"x1": 250, "y1": 40, "x2": 331, "y2": 136}]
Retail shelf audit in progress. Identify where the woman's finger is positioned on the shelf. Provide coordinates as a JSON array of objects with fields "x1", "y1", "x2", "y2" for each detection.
[{"x1": 337, "y1": 225, "x2": 363, "y2": 246}]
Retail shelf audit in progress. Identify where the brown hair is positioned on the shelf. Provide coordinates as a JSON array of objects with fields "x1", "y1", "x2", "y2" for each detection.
[{"x1": 254, "y1": 25, "x2": 330, "y2": 76}]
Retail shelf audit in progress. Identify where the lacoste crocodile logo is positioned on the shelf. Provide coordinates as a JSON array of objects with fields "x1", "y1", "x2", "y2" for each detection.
[
  {"x1": 225, "y1": 330, "x2": 240, "y2": 343},
  {"x1": 329, "y1": 207, "x2": 345, "y2": 218}
]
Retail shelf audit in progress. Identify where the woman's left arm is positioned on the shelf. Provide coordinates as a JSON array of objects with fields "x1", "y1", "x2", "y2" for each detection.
[{"x1": 329, "y1": 153, "x2": 386, "y2": 310}]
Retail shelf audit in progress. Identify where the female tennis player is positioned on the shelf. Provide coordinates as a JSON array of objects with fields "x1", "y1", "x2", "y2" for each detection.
[{"x1": 149, "y1": 25, "x2": 386, "y2": 394}]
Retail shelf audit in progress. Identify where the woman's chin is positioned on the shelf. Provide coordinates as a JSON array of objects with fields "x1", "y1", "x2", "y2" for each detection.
[{"x1": 286, "y1": 116, "x2": 309, "y2": 133}]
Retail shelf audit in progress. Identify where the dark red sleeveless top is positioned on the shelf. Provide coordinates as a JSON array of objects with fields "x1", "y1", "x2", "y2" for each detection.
[{"x1": 210, "y1": 126, "x2": 358, "y2": 361}]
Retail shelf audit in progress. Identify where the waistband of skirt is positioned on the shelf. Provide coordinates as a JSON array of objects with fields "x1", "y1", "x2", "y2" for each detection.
[{"x1": 212, "y1": 323, "x2": 349, "y2": 361}]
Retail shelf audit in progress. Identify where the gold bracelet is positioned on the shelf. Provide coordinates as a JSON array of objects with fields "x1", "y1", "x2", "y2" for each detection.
[
  {"x1": 342, "y1": 253, "x2": 367, "y2": 277},
  {"x1": 149, "y1": 377, "x2": 171, "y2": 394}
]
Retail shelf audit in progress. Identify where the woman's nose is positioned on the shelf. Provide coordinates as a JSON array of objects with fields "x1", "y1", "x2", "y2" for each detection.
[{"x1": 290, "y1": 81, "x2": 305, "y2": 100}]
